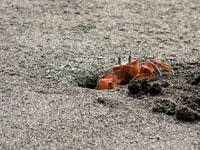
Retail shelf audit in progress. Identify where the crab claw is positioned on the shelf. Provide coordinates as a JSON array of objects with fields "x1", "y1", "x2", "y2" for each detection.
[
  {"x1": 135, "y1": 65, "x2": 153, "y2": 80},
  {"x1": 96, "y1": 75, "x2": 120, "y2": 90}
]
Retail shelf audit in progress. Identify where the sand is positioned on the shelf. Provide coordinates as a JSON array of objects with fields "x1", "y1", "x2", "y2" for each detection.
[{"x1": 0, "y1": 0, "x2": 200, "y2": 149}]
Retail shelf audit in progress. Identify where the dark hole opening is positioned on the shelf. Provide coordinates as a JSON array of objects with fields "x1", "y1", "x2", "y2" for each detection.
[
  {"x1": 75, "y1": 74, "x2": 99, "y2": 89},
  {"x1": 191, "y1": 76, "x2": 200, "y2": 85}
]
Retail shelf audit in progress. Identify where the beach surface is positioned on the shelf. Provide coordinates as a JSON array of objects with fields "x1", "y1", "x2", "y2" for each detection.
[{"x1": 0, "y1": 0, "x2": 200, "y2": 149}]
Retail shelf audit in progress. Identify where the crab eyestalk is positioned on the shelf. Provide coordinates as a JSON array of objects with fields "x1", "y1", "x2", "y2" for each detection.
[
  {"x1": 118, "y1": 53, "x2": 122, "y2": 65},
  {"x1": 128, "y1": 51, "x2": 131, "y2": 63}
]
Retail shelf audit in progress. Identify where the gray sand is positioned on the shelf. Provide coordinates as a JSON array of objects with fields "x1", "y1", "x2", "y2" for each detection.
[{"x1": 1, "y1": 0, "x2": 200, "y2": 149}]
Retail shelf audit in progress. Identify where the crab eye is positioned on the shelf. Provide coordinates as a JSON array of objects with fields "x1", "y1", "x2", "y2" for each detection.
[
  {"x1": 113, "y1": 67, "x2": 120, "y2": 71},
  {"x1": 112, "y1": 66, "x2": 121, "y2": 72},
  {"x1": 129, "y1": 60, "x2": 139, "y2": 66}
]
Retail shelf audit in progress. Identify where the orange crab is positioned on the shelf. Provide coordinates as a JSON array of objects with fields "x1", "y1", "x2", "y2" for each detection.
[{"x1": 96, "y1": 52, "x2": 174, "y2": 90}]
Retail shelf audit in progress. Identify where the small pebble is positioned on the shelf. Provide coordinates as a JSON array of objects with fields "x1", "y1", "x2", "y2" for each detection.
[{"x1": 97, "y1": 97, "x2": 106, "y2": 105}]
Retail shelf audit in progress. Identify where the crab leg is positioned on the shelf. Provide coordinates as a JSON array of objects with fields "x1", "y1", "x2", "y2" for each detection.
[
  {"x1": 144, "y1": 61, "x2": 161, "y2": 77},
  {"x1": 150, "y1": 60, "x2": 174, "y2": 75}
]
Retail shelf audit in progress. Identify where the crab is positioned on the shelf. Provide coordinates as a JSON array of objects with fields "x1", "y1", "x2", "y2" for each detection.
[{"x1": 96, "y1": 52, "x2": 174, "y2": 90}]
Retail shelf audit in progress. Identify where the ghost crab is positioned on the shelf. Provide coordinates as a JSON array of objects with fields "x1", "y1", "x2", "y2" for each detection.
[{"x1": 96, "y1": 52, "x2": 174, "y2": 90}]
